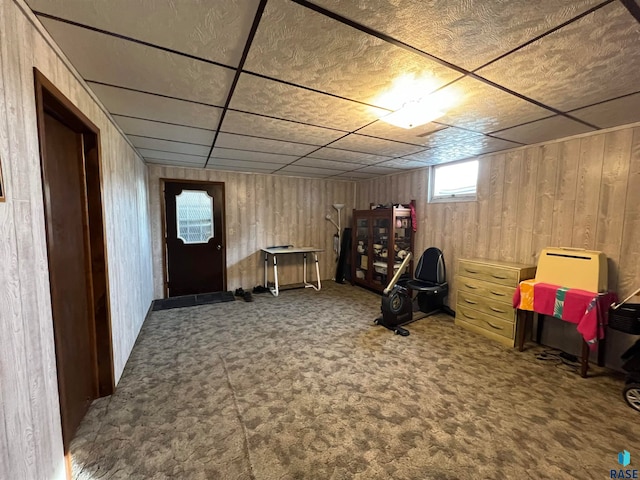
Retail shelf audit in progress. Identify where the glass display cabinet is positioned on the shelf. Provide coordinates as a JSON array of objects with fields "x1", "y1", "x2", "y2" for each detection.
[{"x1": 351, "y1": 202, "x2": 415, "y2": 292}]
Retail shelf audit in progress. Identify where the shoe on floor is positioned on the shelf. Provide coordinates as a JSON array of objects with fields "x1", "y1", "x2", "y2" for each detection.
[
  {"x1": 252, "y1": 285, "x2": 269, "y2": 294},
  {"x1": 243, "y1": 292, "x2": 253, "y2": 302},
  {"x1": 235, "y1": 288, "x2": 245, "y2": 297}
]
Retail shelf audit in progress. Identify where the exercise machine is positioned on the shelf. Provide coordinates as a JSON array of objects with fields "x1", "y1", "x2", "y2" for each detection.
[{"x1": 374, "y1": 252, "x2": 414, "y2": 336}]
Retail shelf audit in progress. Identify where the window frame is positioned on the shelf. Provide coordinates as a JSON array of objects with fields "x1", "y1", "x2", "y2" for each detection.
[{"x1": 428, "y1": 159, "x2": 479, "y2": 204}]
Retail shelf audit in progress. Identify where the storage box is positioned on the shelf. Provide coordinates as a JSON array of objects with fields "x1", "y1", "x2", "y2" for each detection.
[{"x1": 609, "y1": 304, "x2": 640, "y2": 334}]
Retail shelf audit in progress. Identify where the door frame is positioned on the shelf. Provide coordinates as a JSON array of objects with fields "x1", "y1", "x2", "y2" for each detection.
[
  {"x1": 34, "y1": 69, "x2": 115, "y2": 418},
  {"x1": 160, "y1": 178, "x2": 227, "y2": 298}
]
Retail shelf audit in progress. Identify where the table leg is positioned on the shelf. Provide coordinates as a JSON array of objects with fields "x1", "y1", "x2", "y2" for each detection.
[
  {"x1": 597, "y1": 336, "x2": 606, "y2": 367},
  {"x1": 314, "y1": 252, "x2": 321, "y2": 291},
  {"x1": 516, "y1": 310, "x2": 529, "y2": 352},
  {"x1": 303, "y1": 252, "x2": 307, "y2": 284},
  {"x1": 580, "y1": 340, "x2": 589, "y2": 378},
  {"x1": 272, "y1": 255, "x2": 279, "y2": 297},
  {"x1": 264, "y1": 252, "x2": 268, "y2": 288}
]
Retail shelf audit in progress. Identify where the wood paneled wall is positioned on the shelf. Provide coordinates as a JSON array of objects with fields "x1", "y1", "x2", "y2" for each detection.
[
  {"x1": 0, "y1": 1, "x2": 154, "y2": 478},
  {"x1": 357, "y1": 124, "x2": 640, "y2": 366},
  {"x1": 358, "y1": 124, "x2": 640, "y2": 305},
  {"x1": 148, "y1": 165, "x2": 356, "y2": 298}
]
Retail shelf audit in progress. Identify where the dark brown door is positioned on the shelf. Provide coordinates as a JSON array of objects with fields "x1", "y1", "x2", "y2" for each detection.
[
  {"x1": 42, "y1": 112, "x2": 96, "y2": 448},
  {"x1": 164, "y1": 181, "x2": 225, "y2": 296}
]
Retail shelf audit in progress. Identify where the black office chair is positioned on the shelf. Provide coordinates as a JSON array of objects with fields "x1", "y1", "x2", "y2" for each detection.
[{"x1": 405, "y1": 247, "x2": 449, "y2": 316}]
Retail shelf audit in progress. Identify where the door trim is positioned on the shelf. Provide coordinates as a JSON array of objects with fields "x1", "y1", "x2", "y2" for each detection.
[
  {"x1": 33, "y1": 69, "x2": 115, "y2": 427},
  {"x1": 160, "y1": 178, "x2": 227, "y2": 298}
]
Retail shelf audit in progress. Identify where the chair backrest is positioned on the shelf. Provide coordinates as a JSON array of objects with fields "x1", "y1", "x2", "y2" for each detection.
[{"x1": 414, "y1": 247, "x2": 446, "y2": 284}]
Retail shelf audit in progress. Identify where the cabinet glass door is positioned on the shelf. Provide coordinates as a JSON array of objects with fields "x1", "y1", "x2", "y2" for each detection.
[
  {"x1": 393, "y1": 214, "x2": 412, "y2": 276},
  {"x1": 371, "y1": 217, "x2": 391, "y2": 287},
  {"x1": 354, "y1": 217, "x2": 369, "y2": 282}
]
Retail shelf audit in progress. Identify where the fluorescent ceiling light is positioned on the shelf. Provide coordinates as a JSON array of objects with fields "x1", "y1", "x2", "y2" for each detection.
[{"x1": 380, "y1": 99, "x2": 444, "y2": 129}]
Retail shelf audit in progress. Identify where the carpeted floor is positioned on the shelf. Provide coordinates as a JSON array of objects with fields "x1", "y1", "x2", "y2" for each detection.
[{"x1": 71, "y1": 283, "x2": 639, "y2": 480}]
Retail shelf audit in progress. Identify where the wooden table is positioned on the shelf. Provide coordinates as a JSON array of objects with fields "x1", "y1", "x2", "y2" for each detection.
[{"x1": 514, "y1": 280, "x2": 617, "y2": 377}]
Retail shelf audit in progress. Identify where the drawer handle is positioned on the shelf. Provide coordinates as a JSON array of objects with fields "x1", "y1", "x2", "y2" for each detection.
[
  {"x1": 490, "y1": 306, "x2": 507, "y2": 313},
  {"x1": 465, "y1": 284, "x2": 478, "y2": 289},
  {"x1": 464, "y1": 298, "x2": 478, "y2": 305},
  {"x1": 487, "y1": 321, "x2": 504, "y2": 330},
  {"x1": 462, "y1": 312, "x2": 477, "y2": 320},
  {"x1": 465, "y1": 269, "x2": 479, "y2": 274},
  {"x1": 492, "y1": 274, "x2": 508, "y2": 279},
  {"x1": 490, "y1": 291, "x2": 506, "y2": 297}
]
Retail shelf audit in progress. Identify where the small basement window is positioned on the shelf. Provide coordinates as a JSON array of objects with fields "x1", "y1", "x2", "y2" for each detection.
[{"x1": 429, "y1": 159, "x2": 479, "y2": 203}]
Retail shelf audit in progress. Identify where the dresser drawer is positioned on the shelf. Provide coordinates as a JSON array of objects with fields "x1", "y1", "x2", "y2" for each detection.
[
  {"x1": 456, "y1": 304, "x2": 515, "y2": 339},
  {"x1": 457, "y1": 291, "x2": 515, "y2": 323},
  {"x1": 458, "y1": 260, "x2": 519, "y2": 287},
  {"x1": 457, "y1": 276, "x2": 515, "y2": 305}
]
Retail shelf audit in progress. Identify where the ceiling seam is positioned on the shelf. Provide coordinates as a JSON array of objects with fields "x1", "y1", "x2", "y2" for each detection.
[
  {"x1": 289, "y1": 0, "x2": 469, "y2": 75},
  {"x1": 270, "y1": 119, "x2": 382, "y2": 173},
  {"x1": 468, "y1": 73, "x2": 600, "y2": 130},
  {"x1": 619, "y1": 0, "x2": 640, "y2": 22},
  {"x1": 125, "y1": 135, "x2": 210, "y2": 147},
  {"x1": 567, "y1": 89, "x2": 640, "y2": 113},
  {"x1": 112, "y1": 114, "x2": 215, "y2": 131},
  {"x1": 136, "y1": 148, "x2": 208, "y2": 158},
  {"x1": 472, "y1": 0, "x2": 617, "y2": 72},
  {"x1": 240, "y1": 70, "x2": 393, "y2": 111},
  {"x1": 203, "y1": 0, "x2": 269, "y2": 168},
  {"x1": 33, "y1": 11, "x2": 235, "y2": 71},
  {"x1": 86, "y1": 80, "x2": 352, "y2": 133}
]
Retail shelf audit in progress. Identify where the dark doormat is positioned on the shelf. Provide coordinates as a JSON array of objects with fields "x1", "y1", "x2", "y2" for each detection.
[{"x1": 152, "y1": 291, "x2": 235, "y2": 311}]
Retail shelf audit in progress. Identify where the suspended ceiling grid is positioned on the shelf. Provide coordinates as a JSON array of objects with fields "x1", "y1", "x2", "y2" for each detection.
[{"x1": 26, "y1": 0, "x2": 640, "y2": 180}]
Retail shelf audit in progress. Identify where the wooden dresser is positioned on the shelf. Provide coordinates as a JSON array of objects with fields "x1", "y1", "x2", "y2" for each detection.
[{"x1": 456, "y1": 258, "x2": 536, "y2": 347}]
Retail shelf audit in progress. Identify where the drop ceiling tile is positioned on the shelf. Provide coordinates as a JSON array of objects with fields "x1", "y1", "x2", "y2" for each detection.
[
  {"x1": 114, "y1": 116, "x2": 215, "y2": 145},
  {"x1": 309, "y1": 148, "x2": 392, "y2": 165},
  {"x1": 144, "y1": 157, "x2": 204, "y2": 168},
  {"x1": 207, "y1": 164, "x2": 278, "y2": 174},
  {"x1": 335, "y1": 171, "x2": 378, "y2": 180},
  {"x1": 435, "y1": 77, "x2": 553, "y2": 133},
  {"x1": 476, "y1": 2, "x2": 640, "y2": 112},
  {"x1": 88, "y1": 83, "x2": 222, "y2": 129},
  {"x1": 277, "y1": 165, "x2": 346, "y2": 176},
  {"x1": 229, "y1": 73, "x2": 387, "y2": 131},
  {"x1": 210, "y1": 148, "x2": 298, "y2": 165},
  {"x1": 129, "y1": 136, "x2": 211, "y2": 156},
  {"x1": 28, "y1": 0, "x2": 259, "y2": 66},
  {"x1": 39, "y1": 18, "x2": 234, "y2": 105},
  {"x1": 215, "y1": 133, "x2": 317, "y2": 156},
  {"x1": 222, "y1": 110, "x2": 344, "y2": 145},
  {"x1": 570, "y1": 93, "x2": 640, "y2": 129},
  {"x1": 355, "y1": 122, "x2": 446, "y2": 145},
  {"x1": 492, "y1": 116, "x2": 595, "y2": 145},
  {"x1": 272, "y1": 170, "x2": 330, "y2": 178},
  {"x1": 137, "y1": 149, "x2": 206, "y2": 164},
  {"x1": 402, "y1": 128, "x2": 520, "y2": 163},
  {"x1": 311, "y1": 0, "x2": 604, "y2": 70},
  {"x1": 355, "y1": 165, "x2": 399, "y2": 175},
  {"x1": 293, "y1": 158, "x2": 359, "y2": 171},
  {"x1": 205, "y1": 158, "x2": 282, "y2": 171},
  {"x1": 245, "y1": 0, "x2": 462, "y2": 106},
  {"x1": 375, "y1": 159, "x2": 429, "y2": 169},
  {"x1": 329, "y1": 134, "x2": 425, "y2": 156}
]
